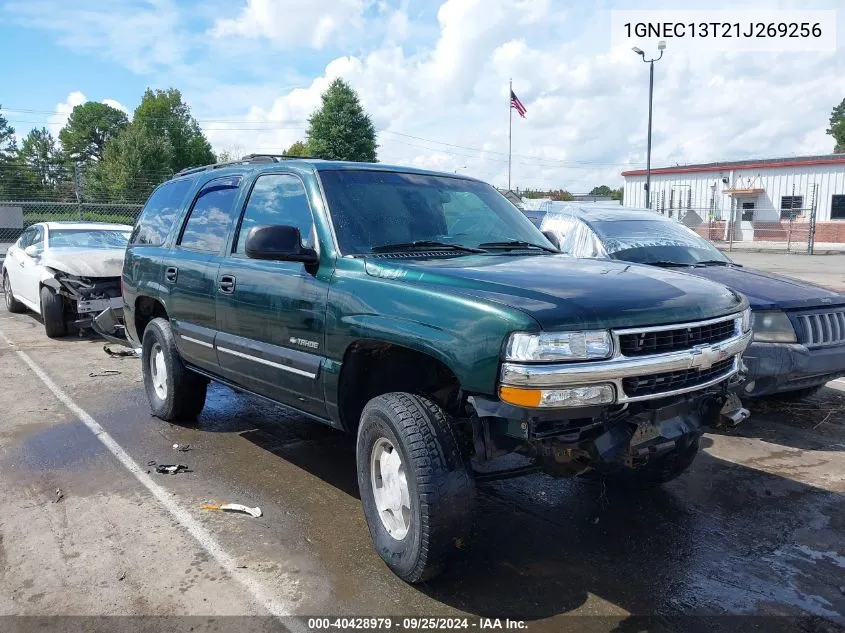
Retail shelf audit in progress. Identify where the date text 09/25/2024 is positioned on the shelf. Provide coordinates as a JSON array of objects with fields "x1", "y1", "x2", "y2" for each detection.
[{"x1": 306, "y1": 618, "x2": 528, "y2": 631}]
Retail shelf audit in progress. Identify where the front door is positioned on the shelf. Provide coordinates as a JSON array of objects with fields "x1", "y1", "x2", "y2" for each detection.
[
  {"x1": 167, "y1": 176, "x2": 242, "y2": 372},
  {"x1": 215, "y1": 172, "x2": 329, "y2": 417},
  {"x1": 18, "y1": 225, "x2": 46, "y2": 305}
]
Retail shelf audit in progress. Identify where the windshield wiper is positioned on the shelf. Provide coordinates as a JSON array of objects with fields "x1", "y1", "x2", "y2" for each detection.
[
  {"x1": 639, "y1": 260, "x2": 693, "y2": 268},
  {"x1": 478, "y1": 240, "x2": 558, "y2": 253},
  {"x1": 693, "y1": 259, "x2": 734, "y2": 267},
  {"x1": 370, "y1": 240, "x2": 486, "y2": 254}
]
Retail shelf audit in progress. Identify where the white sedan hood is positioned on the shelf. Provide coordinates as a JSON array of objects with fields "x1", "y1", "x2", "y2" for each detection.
[{"x1": 42, "y1": 248, "x2": 126, "y2": 278}]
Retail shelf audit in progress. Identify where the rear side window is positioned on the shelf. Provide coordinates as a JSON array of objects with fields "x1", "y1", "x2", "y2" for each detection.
[
  {"x1": 179, "y1": 177, "x2": 241, "y2": 252},
  {"x1": 130, "y1": 178, "x2": 194, "y2": 246}
]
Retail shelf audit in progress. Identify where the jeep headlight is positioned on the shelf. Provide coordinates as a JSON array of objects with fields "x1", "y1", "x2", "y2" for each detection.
[
  {"x1": 752, "y1": 310, "x2": 797, "y2": 343},
  {"x1": 505, "y1": 330, "x2": 613, "y2": 362},
  {"x1": 740, "y1": 306, "x2": 752, "y2": 333}
]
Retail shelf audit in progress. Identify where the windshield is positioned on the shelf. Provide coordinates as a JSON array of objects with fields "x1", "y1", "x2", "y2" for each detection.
[
  {"x1": 318, "y1": 170, "x2": 552, "y2": 255},
  {"x1": 48, "y1": 228, "x2": 131, "y2": 249},
  {"x1": 591, "y1": 219, "x2": 729, "y2": 265}
]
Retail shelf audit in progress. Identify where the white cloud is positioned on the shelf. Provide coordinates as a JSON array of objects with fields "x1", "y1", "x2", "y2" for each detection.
[
  {"x1": 210, "y1": 0, "x2": 367, "y2": 49},
  {"x1": 47, "y1": 92, "x2": 131, "y2": 138},
  {"x1": 10, "y1": 0, "x2": 845, "y2": 191}
]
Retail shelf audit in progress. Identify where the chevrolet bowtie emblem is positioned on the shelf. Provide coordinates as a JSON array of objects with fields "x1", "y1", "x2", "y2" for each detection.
[{"x1": 690, "y1": 345, "x2": 721, "y2": 370}]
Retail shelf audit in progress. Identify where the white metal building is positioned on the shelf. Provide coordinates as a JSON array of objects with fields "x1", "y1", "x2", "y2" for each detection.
[{"x1": 621, "y1": 154, "x2": 845, "y2": 243}]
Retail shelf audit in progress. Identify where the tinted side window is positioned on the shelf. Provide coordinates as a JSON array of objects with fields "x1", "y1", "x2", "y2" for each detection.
[
  {"x1": 131, "y1": 178, "x2": 194, "y2": 246},
  {"x1": 235, "y1": 174, "x2": 314, "y2": 254},
  {"x1": 179, "y1": 179, "x2": 241, "y2": 252}
]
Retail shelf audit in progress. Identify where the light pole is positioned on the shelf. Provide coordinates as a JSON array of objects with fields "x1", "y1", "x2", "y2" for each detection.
[{"x1": 632, "y1": 41, "x2": 665, "y2": 209}]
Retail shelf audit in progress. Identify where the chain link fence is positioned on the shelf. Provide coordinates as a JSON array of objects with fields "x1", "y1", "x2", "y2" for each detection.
[
  {"x1": 653, "y1": 204, "x2": 820, "y2": 254},
  {"x1": 0, "y1": 163, "x2": 159, "y2": 254}
]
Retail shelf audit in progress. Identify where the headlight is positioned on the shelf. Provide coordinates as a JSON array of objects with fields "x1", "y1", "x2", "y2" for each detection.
[
  {"x1": 740, "y1": 306, "x2": 752, "y2": 333},
  {"x1": 499, "y1": 384, "x2": 616, "y2": 408},
  {"x1": 752, "y1": 310, "x2": 797, "y2": 343},
  {"x1": 505, "y1": 330, "x2": 613, "y2": 362}
]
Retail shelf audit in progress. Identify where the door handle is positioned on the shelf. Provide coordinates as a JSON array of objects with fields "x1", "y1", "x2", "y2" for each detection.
[
  {"x1": 165, "y1": 267, "x2": 178, "y2": 283},
  {"x1": 218, "y1": 275, "x2": 236, "y2": 294}
]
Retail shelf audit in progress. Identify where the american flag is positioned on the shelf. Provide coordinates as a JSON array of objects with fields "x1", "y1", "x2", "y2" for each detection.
[{"x1": 510, "y1": 90, "x2": 526, "y2": 118}]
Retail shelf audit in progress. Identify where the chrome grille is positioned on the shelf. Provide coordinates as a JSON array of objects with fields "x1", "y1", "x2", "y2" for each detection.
[
  {"x1": 796, "y1": 310, "x2": 845, "y2": 347},
  {"x1": 618, "y1": 319, "x2": 736, "y2": 356},
  {"x1": 622, "y1": 358, "x2": 735, "y2": 399}
]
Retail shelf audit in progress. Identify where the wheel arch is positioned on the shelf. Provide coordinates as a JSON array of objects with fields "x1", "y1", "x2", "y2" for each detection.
[{"x1": 336, "y1": 338, "x2": 466, "y2": 434}]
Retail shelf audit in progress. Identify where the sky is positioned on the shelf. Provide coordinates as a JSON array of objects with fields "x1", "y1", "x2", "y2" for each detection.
[{"x1": 1, "y1": 0, "x2": 844, "y2": 192}]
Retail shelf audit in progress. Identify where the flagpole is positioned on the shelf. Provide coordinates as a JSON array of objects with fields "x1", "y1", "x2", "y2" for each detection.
[{"x1": 508, "y1": 78, "x2": 512, "y2": 190}]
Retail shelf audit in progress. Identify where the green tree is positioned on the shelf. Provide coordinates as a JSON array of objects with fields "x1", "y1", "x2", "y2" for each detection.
[
  {"x1": 611, "y1": 187, "x2": 623, "y2": 201},
  {"x1": 306, "y1": 79, "x2": 377, "y2": 162},
  {"x1": 86, "y1": 123, "x2": 173, "y2": 203},
  {"x1": 0, "y1": 107, "x2": 17, "y2": 162},
  {"x1": 133, "y1": 88, "x2": 215, "y2": 172},
  {"x1": 828, "y1": 98, "x2": 845, "y2": 153},
  {"x1": 0, "y1": 108, "x2": 33, "y2": 200},
  {"x1": 589, "y1": 185, "x2": 614, "y2": 197},
  {"x1": 19, "y1": 128, "x2": 64, "y2": 190},
  {"x1": 58, "y1": 102, "x2": 129, "y2": 163},
  {"x1": 284, "y1": 140, "x2": 310, "y2": 157}
]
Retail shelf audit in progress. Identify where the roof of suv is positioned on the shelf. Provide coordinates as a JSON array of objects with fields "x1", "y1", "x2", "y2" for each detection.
[{"x1": 169, "y1": 158, "x2": 486, "y2": 185}]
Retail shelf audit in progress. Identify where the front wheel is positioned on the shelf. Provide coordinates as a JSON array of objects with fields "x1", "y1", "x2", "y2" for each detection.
[
  {"x1": 142, "y1": 318, "x2": 208, "y2": 421},
  {"x1": 40, "y1": 285, "x2": 67, "y2": 338},
  {"x1": 357, "y1": 393, "x2": 475, "y2": 583},
  {"x1": 591, "y1": 434, "x2": 701, "y2": 490}
]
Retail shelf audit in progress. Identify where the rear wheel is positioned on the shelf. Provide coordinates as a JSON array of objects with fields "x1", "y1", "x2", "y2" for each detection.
[
  {"x1": 3, "y1": 271, "x2": 26, "y2": 314},
  {"x1": 357, "y1": 393, "x2": 474, "y2": 583},
  {"x1": 40, "y1": 286, "x2": 67, "y2": 338},
  {"x1": 142, "y1": 318, "x2": 208, "y2": 421}
]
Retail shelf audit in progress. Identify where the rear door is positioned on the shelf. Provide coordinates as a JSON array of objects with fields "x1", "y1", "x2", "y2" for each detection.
[
  {"x1": 168, "y1": 176, "x2": 242, "y2": 372},
  {"x1": 215, "y1": 172, "x2": 329, "y2": 417}
]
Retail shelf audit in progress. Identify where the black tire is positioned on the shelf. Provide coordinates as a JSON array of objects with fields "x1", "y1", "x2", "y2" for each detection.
[
  {"x1": 357, "y1": 393, "x2": 475, "y2": 583},
  {"x1": 591, "y1": 434, "x2": 701, "y2": 490},
  {"x1": 141, "y1": 317, "x2": 208, "y2": 421},
  {"x1": 3, "y1": 271, "x2": 26, "y2": 314},
  {"x1": 40, "y1": 285, "x2": 67, "y2": 338},
  {"x1": 758, "y1": 385, "x2": 825, "y2": 401}
]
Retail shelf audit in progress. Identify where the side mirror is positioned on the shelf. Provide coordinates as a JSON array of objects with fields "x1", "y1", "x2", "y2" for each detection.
[
  {"x1": 542, "y1": 230, "x2": 561, "y2": 250},
  {"x1": 245, "y1": 225, "x2": 318, "y2": 264},
  {"x1": 24, "y1": 245, "x2": 40, "y2": 258}
]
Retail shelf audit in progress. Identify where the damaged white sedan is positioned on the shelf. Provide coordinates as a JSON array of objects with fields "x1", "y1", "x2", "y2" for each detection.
[{"x1": 2, "y1": 221, "x2": 131, "y2": 338}]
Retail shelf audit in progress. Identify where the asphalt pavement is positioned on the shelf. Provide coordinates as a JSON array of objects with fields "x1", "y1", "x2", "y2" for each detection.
[{"x1": 0, "y1": 298, "x2": 844, "y2": 631}]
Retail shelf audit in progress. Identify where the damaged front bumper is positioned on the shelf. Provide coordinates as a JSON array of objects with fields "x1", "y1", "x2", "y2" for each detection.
[
  {"x1": 469, "y1": 371, "x2": 746, "y2": 479},
  {"x1": 740, "y1": 341, "x2": 845, "y2": 397},
  {"x1": 91, "y1": 306, "x2": 134, "y2": 349},
  {"x1": 47, "y1": 273, "x2": 123, "y2": 330}
]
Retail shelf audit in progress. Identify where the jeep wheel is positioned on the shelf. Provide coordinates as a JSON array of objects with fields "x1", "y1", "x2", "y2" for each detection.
[
  {"x1": 142, "y1": 318, "x2": 208, "y2": 421},
  {"x1": 357, "y1": 393, "x2": 474, "y2": 583},
  {"x1": 3, "y1": 272, "x2": 26, "y2": 314},
  {"x1": 40, "y1": 285, "x2": 67, "y2": 338}
]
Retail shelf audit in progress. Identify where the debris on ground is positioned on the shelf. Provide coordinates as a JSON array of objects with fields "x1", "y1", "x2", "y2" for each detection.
[
  {"x1": 172, "y1": 443, "x2": 191, "y2": 452},
  {"x1": 154, "y1": 464, "x2": 190, "y2": 475},
  {"x1": 104, "y1": 344, "x2": 138, "y2": 358},
  {"x1": 54, "y1": 488, "x2": 63, "y2": 503},
  {"x1": 117, "y1": 571, "x2": 126, "y2": 581},
  {"x1": 88, "y1": 369, "x2": 121, "y2": 377},
  {"x1": 200, "y1": 503, "x2": 262, "y2": 518}
]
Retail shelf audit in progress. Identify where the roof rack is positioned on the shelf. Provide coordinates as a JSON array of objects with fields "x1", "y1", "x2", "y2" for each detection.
[{"x1": 175, "y1": 153, "x2": 319, "y2": 177}]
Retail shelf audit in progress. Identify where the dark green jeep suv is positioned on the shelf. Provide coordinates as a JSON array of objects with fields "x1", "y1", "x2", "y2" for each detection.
[{"x1": 122, "y1": 155, "x2": 752, "y2": 582}]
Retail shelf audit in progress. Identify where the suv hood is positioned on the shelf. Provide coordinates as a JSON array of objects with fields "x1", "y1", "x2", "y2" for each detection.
[
  {"x1": 678, "y1": 265, "x2": 845, "y2": 311},
  {"x1": 42, "y1": 248, "x2": 125, "y2": 278},
  {"x1": 364, "y1": 254, "x2": 745, "y2": 330}
]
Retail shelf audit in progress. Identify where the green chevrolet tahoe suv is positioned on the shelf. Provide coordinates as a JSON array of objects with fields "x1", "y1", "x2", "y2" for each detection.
[{"x1": 122, "y1": 155, "x2": 752, "y2": 582}]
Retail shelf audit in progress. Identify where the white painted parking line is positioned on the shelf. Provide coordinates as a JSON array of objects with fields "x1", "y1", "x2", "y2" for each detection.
[{"x1": 0, "y1": 327, "x2": 302, "y2": 624}]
